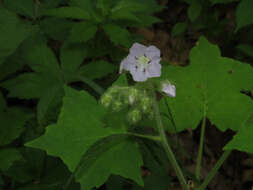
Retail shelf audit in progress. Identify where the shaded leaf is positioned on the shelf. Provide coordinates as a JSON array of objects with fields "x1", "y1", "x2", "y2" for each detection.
[
  {"x1": 188, "y1": 0, "x2": 202, "y2": 22},
  {"x1": 42, "y1": 7, "x2": 91, "y2": 20},
  {"x1": 0, "y1": 7, "x2": 33, "y2": 65},
  {"x1": 236, "y1": 0, "x2": 253, "y2": 31},
  {"x1": 0, "y1": 108, "x2": 32, "y2": 146},
  {"x1": 102, "y1": 23, "x2": 132, "y2": 47},
  {"x1": 0, "y1": 148, "x2": 23, "y2": 171},
  {"x1": 237, "y1": 44, "x2": 253, "y2": 57},
  {"x1": 171, "y1": 22, "x2": 188, "y2": 37},
  {"x1": 68, "y1": 22, "x2": 98, "y2": 43},
  {"x1": 78, "y1": 60, "x2": 116, "y2": 80}
]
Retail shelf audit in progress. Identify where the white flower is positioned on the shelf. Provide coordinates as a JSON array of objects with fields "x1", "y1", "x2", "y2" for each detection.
[
  {"x1": 162, "y1": 82, "x2": 176, "y2": 97},
  {"x1": 120, "y1": 43, "x2": 161, "y2": 82}
]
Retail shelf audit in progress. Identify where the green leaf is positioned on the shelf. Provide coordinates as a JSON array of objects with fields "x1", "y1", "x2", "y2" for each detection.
[
  {"x1": 224, "y1": 116, "x2": 253, "y2": 153},
  {"x1": 102, "y1": 23, "x2": 132, "y2": 47},
  {"x1": 1, "y1": 39, "x2": 63, "y2": 99},
  {"x1": 110, "y1": 9, "x2": 140, "y2": 22},
  {"x1": 69, "y1": 0, "x2": 94, "y2": 13},
  {"x1": 39, "y1": 18, "x2": 74, "y2": 41},
  {"x1": 0, "y1": 108, "x2": 31, "y2": 146},
  {"x1": 42, "y1": 7, "x2": 91, "y2": 20},
  {"x1": 3, "y1": 0, "x2": 34, "y2": 17},
  {"x1": 187, "y1": 0, "x2": 202, "y2": 22},
  {"x1": 237, "y1": 44, "x2": 253, "y2": 57},
  {"x1": 78, "y1": 60, "x2": 116, "y2": 80},
  {"x1": 0, "y1": 7, "x2": 33, "y2": 65},
  {"x1": 60, "y1": 44, "x2": 88, "y2": 82},
  {"x1": 68, "y1": 22, "x2": 98, "y2": 43},
  {"x1": 0, "y1": 148, "x2": 23, "y2": 171},
  {"x1": 236, "y1": 0, "x2": 253, "y2": 31},
  {"x1": 26, "y1": 86, "x2": 143, "y2": 189},
  {"x1": 161, "y1": 36, "x2": 253, "y2": 132},
  {"x1": 171, "y1": 22, "x2": 188, "y2": 37},
  {"x1": 75, "y1": 135, "x2": 143, "y2": 189}
]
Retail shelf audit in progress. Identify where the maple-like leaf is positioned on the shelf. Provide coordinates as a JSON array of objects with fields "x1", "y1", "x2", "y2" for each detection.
[
  {"x1": 26, "y1": 86, "x2": 143, "y2": 189},
  {"x1": 161, "y1": 37, "x2": 253, "y2": 132}
]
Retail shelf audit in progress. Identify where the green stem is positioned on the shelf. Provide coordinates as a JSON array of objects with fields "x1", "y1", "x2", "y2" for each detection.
[
  {"x1": 196, "y1": 104, "x2": 207, "y2": 180},
  {"x1": 78, "y1": 76, "x2": 105, "y2": 95},
  {"x1": 152, "y1": 89, "x2": 189, "y2": 190},
  {"x1": 196, "y1": 150, "x2": 231, "y2": 190},
  {"x1": 126, "y1": 132, "x2": 161, "y2": 142}
]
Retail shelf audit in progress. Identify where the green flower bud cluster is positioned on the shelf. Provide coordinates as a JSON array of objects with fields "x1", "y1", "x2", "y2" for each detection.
[{"x1": 100, "y1": 85, "x2": 154, "y2": 124}]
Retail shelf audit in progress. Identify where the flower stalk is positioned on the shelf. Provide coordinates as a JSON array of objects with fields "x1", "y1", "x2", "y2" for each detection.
[{"x1": 151, "y1": 87, "x2": 189, "y2": 190}]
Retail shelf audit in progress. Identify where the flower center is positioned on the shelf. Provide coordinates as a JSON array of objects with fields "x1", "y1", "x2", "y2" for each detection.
[{"x1": 136, "y1": 55, "x2": 150, "y2": 71}]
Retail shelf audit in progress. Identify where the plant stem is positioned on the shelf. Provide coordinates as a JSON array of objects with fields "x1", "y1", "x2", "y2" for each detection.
[
  {"x1": 196, "y1": 150, "x2": 231, "y2": 190},
  {"x1": 78, "y1": 75, "x2": 105, "y2": 95},
  {"x1": 152, "y1": 89, "x2": 189, "y2": 190},
  {"x1": 126, "y1": 132, "x2": 161, "y2": 142},
  {"x1": 196, "y1": 103, "x2": 207, "y2": 180}
]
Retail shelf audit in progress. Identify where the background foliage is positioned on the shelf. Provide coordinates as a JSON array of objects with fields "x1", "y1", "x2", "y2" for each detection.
[{"x1": 1, "y1": 0, "x2": 253, "y2": 189}]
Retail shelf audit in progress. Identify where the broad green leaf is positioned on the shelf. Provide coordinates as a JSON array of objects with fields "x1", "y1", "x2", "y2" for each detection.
[
  {"x1": 237, "y1": 44, "x2": 253, "y2": 57},
  {"x1": 110, "y1": 9, "x2": 140, "y2": 22},
  {"x1": 111, "y1": 0, "x2": 147, "y2": 13},
  {"x1": 224, "y1": 116, "x2": 253, "y2": 153},
  {"x1": 0, "y1": 148, "x2": 23, "y2": 171},
  {"x1": 3, "y1": 0, "x2": 34, "y2": 17},
  {"x1": 75, "y1": 135, "x2": 143, "y2": 189},
  {"x1": 187, "y1": 0, "x2": 202, "y2": 22},
  {"x1": 161, "y1": 36, "x2": 253, "y2": 132},
  {"x1": 1, "y1": 40, "x2": 63, "y2": 99},
  {"x1": 0, "y1": 108, "x2": 31, "y2": 146},
  {"x1": 135, "y1": 15, "x2": 162, "y2": 27},
  {"x1": 0, "y1": 7, "x2": 33, "y2": 65},
  {"x1": 78, "y1": 60, "x2": 116, "y2": 80},
  {"x1": 39, "y1": 18, "x2": 74, "y2": 41},
  {"x1": 26, "y1": 86, "x2": 143, "y2": 189},
  {"x1": 68, "y1": 22, "x2": 98, "y2": 43},
  {"x1": 102, "y1": 23, "x2": 132, "y2": 47},
  {"x1": 42, "y1": 7, "x2": 91, "y2": 20},
  {"x1": 5, "y1": 148, "x2": 47, "y2": 183},
  {"x1": 171, "y1": 22, "x2": 188, "y2": 37},
  {"x1": 236, "y1": 0, "x2": 253, "y2": 31},
  {"x1": 69, "y1": 0, "x2": 94, "y2": 13},
  {"x1": 60, "y1": 44, "x2": 88, "y2": 82}
]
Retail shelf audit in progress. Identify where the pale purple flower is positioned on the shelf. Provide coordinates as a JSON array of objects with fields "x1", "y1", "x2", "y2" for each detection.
[
  {"x1": 120, "y1": 43, "x2": 161, "y2": 82},
  {"x1": 162, "y1": 82, "x2": 176, "y2": 97}
]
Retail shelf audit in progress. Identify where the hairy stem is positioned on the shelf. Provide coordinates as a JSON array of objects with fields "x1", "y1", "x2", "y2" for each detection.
[
  {"x1": 126, "y1": 132, "x2": 161, "y2": 142},
  {"x1": 196, "y1": 103, "x2": 207, "y2": 180},
  {"x1": 152, "y1": 89, "x2": 189, "y2": 190},
  {"x1": 78, "y1": 75, "x2": 105, "y2": 95},
  {"x1": 196, "y1": 150, "x2": 231, "y2": 190}
]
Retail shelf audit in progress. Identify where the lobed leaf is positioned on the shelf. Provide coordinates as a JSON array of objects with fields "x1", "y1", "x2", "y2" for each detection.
[
  {"x1": 26, "y1": 86, "x2": 143, "y2": 189},
  {"x1": 161, "y1": 37, "x2": 253, "y2": 132}
]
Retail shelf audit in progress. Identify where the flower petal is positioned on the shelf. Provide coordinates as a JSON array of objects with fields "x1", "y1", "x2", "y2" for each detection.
[
  {"x1": 130, "y1": 68, "x2": 148, "y2": 82},
  {"x1": 147, "y1": 62, "x2": 161, "y2": 77},
  {"x1": 130, "y1": 43, "x2": 147, "y2": 57},
  {"x1": 145, "y1": 45, "x2": 160, "y2": 59}
]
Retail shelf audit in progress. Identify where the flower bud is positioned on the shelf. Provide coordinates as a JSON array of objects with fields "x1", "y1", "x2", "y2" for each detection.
[
  {"x1": 128, "y1": 109, "x2": 141, "y2": 123},
  {"x1": 161, "y1": 80, "x2": 176, "y2": 97},
  {"x1": 100, "y1": 93, "x2": 113, "y2": 107}
]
